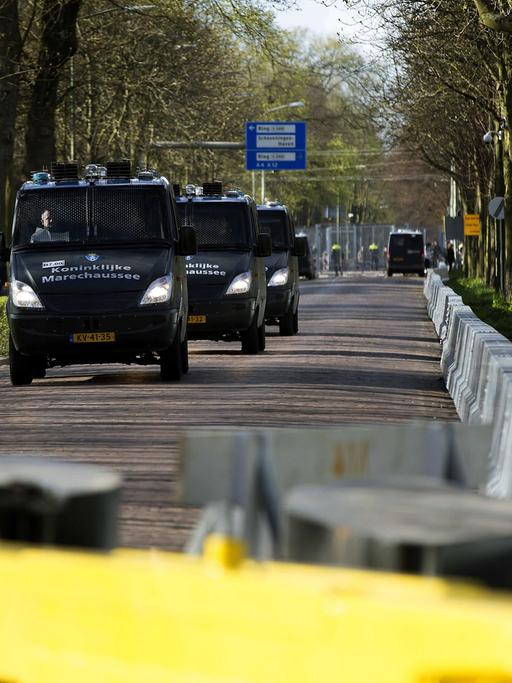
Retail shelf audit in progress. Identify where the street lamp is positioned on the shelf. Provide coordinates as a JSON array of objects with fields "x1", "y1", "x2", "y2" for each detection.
[
  {"x1": 265, "y1": 101, "x2": 305, "y2": 113},
  {"x1": 257, "y1": 101, "x2": 306, "y2": 203}
]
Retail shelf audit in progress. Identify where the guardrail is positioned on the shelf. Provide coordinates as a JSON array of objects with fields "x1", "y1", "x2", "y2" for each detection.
[{"x1": 424, "y1": 270, "x2": 512, "y2": 498}]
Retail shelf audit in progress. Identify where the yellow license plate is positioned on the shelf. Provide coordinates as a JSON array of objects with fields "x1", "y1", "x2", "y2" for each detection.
[
  {"x1": 71, "y1": 332, "x2": 116, "y2": 343},
  {"x1": 188, "y1": 315, "x2": 207, "y2": 324}
]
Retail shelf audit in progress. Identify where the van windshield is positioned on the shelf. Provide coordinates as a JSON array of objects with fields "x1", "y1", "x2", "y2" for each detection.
[
  {"x1": 389, "y1": 234, "x2": 423, "y2": 255},
  {"x1": 12, "y1": 186, "x2": 171, "y2": 248},
  {"x1": 257, "y1": 210, "x2": 290, "y2": 249},
  {"x1": 177, "y1": 202, "x2": 250, "y2": 250}
]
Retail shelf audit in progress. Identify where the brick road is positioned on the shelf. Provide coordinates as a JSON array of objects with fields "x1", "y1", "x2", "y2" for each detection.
[{"x1": 0, "y1": 273, "x2": 457, "y2": 549}]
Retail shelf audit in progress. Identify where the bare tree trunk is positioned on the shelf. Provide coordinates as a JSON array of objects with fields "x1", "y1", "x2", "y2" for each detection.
[
  {"x1": 0, "y1": 0, "x2": 21, "y2": 238},
  {"x1": 24, "y1": 0, "x2": 82, "y2": 174}
]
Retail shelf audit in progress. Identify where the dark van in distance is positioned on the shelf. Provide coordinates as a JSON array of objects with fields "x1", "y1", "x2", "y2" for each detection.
[
  {"x1": 387, "y1": 230, "x2": 425, "y2": 277},
  {"x1": 257, "y1": 202, "x2": 302, "y2": 336},
  {"x1": 176, "y1": 182, "x2": 271, "y2": 354},
  {"x1": 295, "y1": 234, "x2": 316, "y2": 280},
  {"x1": 4, "y1": 161, "x2": 196, "y2": 385}
]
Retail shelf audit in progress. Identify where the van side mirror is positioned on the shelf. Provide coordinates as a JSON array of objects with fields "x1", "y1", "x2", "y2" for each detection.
[
  {"x1": 178, "y1": 225, "x2": 197, "y2": 256},
  {"x1": 293, "y1": 239, "x2": 306, "y2": 258},
  {"x1": 256, "y1": 232, "x2": 272, "y2": 257},
  {"x1": 0, "y1": 234, "x2": 10, "y2": 262}
]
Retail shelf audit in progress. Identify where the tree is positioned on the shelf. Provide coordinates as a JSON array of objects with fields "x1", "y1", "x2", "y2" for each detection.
[{"x1": 0, "y1": 0, "x2": 22, "y2": 235}]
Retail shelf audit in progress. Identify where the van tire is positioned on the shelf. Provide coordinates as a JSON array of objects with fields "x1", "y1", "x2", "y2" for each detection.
[
  {"x1": 387, "y1": 269, "x2": 393, "y2": 277},
  {"x1": 418, "y1": 270, "x2": 425, "y2": 278},
  {"x1": 180, "y1": 331, "x2": 189, "y2": 374},
  {"x1": 31, "y1": 357, "x2": 47, "y2": 379},
  {"x1": 241, "y1": 314, "x2": 259, "y2": 354},
  {"x1": 279, "y1": 307, "x2": 294, "y2": 336},
  {"x1": 160, "y1": 328, "x2": 183, "y2": 381},
  {"x1": 9, "y1": 336, "x2": 33, "y2": 386},
  {"x1": 257, "y1": 321, "x2": 266, "y2": 351},
  {"x1": 293, "y1": 310, "x2": 299, "y2": 334}
]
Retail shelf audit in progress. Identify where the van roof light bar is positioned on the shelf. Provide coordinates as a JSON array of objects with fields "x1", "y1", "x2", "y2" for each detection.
[
  {"x1": 51, "y1": 161, "x2": 79, "y2": 182},
  {"x1": 106, "y1": 160, "x2": 131, "y2": 179},
  {"x1": 202, "y1": 181, "x2": 223, "y2": 196},
  {"x1": 31, "y1": 171, "x2": 50, "y2": 184},
  {"x1": 84, "y1": 164, "x2": 107, "y2": 179}
]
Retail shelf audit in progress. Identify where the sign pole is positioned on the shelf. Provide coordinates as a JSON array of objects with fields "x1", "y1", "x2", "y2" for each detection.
[{"x1": 261, "y1": 170, "x2": 265, "y2": 204}]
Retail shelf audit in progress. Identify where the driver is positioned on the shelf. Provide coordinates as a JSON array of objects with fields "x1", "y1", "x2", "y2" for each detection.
[{"x1": 31, "y1": 209, "x2": 53, "y2": 243}]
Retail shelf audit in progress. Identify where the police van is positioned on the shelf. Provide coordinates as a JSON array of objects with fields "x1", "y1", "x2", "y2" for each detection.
[
  {"x1": 2, "y1": 161, "x2": 196, "y2": 385},
  {"x1": 257, "y1": 202, "x2": 302, "y2": 336},
  {"x1": 176, "y1": 182, "x2": 271, "y2": 354},
  {"x1": 387, "y1": 229, "x2": 425, "y2": 277}
]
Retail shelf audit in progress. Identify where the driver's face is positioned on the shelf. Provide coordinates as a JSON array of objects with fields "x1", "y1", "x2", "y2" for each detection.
[{"x1": 41, "y1": 210, "x2": 52, "y2": 228}]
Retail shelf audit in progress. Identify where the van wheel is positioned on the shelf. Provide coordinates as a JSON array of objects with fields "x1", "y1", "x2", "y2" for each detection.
[
  {"x1": 387, "y1": 269, "x2": 393, "y2": 277},
  {"x1": 9, "y1": 336, "x2": 33, "y2": 386},
  {"x1": 180, "y1": 331, "x2": 189, "y2": 374},
  {"x1": 160, "y1": 328, "x2": 183, "y2": 381},
  {"x1": 293, "y1": 310, "x2": 299, "y2": 335},
  {"x1": 418, "y1": 270, "x2": 425, "y2": 278},
  {"x1": 241, "y1": 314, "x2": 259, "y2": 354},
  {"x1": 31, "y1": 356, "x2": 47, "y2": 379},
  {"x1": 279, "y1": 307, "x2": 294, "y2": 336},
  {"x1": 257, "y1": 321, "x2": 266, "y2": 351}
]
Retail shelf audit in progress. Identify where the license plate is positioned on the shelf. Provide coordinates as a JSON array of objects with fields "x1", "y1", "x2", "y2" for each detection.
[
  {"x1": 70, "y1": 332, "x2": 116, "y2": 343},
  {"x1": 188, "y1": 315, "x2": 207, "y2": 324}
]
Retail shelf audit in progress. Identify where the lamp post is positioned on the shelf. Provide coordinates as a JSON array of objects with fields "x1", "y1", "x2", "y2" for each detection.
[{"x1": 258, "y1": 101, "x2": 305, "y2": 203}]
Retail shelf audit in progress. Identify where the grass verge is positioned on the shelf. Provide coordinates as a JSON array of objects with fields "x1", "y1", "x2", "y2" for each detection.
[
  {"x1": 0, "y1": 296, "x2": 7, "y2": 356},
  {"x1": 448, "y1": 276, "x2": 512, "y2": 340}
]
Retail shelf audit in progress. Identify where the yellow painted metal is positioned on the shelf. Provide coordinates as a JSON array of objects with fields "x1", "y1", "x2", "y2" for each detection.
[{"x1": 1, "y1": 541, "x2": 512, "y2": 682}]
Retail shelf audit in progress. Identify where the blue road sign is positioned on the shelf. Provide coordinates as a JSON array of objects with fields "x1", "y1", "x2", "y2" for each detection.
[{"x1": 245, "y1": 121, "x2": 307, "y2": 171}]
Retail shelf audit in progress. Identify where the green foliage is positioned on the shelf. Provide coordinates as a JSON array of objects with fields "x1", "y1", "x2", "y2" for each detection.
[
  {"x1": 448, "y1": 275, "x2": 512, "y2": 340},
  {"x1": 0, "y1": 297, "x2": 8, "y2": 357}
]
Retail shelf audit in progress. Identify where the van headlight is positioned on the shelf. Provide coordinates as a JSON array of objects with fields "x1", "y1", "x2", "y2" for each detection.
[
  {"x1": 268, "y1": 267, "x2": 289, "y2": 287},
  {"x1": 226, "y1": 271, "x2": 252, "y2": 295},
  {"x1": 11, "y1": 280, "x2": 44, "y2": 309},
  {"x1": 140, "y1": 275, "x2": 173, "y2": 305}
]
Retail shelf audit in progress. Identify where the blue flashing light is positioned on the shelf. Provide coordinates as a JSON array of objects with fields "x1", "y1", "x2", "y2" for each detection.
[{"x1": 32, "y1": 171, "x2": 50, "y2": 184}]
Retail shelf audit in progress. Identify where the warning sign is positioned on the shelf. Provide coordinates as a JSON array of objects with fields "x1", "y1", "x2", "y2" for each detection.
[{"x1": 464, "y1": 214, "x2": 481, "y2": 237}]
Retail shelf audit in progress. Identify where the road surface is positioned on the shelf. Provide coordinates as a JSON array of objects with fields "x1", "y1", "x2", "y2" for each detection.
[{"x1": 0, "y1": 273, "x2": 457, "y2": 549}]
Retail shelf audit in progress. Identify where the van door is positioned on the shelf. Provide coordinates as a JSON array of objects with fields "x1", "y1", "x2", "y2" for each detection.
[{"x1": 251, "y1": 204, "x2": 267, "y2": 326}]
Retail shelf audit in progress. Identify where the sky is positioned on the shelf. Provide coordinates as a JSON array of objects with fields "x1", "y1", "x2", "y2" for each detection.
[
  {"x1": 273, "y1": 1, "x2": 379, "y2": 48},
  {"x1": 276, "y1": 0, "x2": 372, "y2": 36}
]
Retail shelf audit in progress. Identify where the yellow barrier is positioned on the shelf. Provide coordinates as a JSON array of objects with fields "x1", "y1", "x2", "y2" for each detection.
[{"x1": 1, "y1": 536, "x2": 512, "y2": 683}]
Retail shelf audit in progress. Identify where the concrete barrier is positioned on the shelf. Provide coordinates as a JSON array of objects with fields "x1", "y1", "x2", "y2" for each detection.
[
  {"x1": 424, "y1": 276, "x2": 512, "y2": 501},
  {"x1": 486, "y1": 372, "x2": 512, "y2": 499}
]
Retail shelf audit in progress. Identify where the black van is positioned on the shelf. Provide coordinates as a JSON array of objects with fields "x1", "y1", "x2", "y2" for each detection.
[
  {"x1": 387, "y1": 230, "x2": 425, "y2": 277},
  {"x1": 295, "y1": 235, "x2": 316, "y2": 280},
  {"x1": 257, "y1": 202, "x2": 301, "y2": 335},
  {"x1": 3, "y1": 161, "x2": 196, "y2": 385},
  {"x1": 176, "y1": 183, "x2": 271, "y2": 354}
]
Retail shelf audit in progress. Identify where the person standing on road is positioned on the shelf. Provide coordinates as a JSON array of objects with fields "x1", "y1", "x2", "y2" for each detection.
[
  {"x1": 322, "y1": 250, "x2": 329, "y2": 273},
  {"x1": 331, "y1": 242, "x2": 342, "y2": 277},
  {"x1": 446, "y1": 241, "x2": 455, "y2": 272},
  {"x1": 432, "y1": 241, "x2": 441, "y2": 268},
  {"x1": 369, "y1": 242, "x2": 379, "y2": 270},
  {"x1": 357, "y1": 245, "x2": 365, "y2": 272}
]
